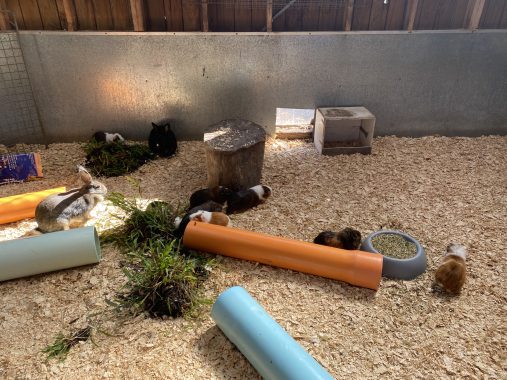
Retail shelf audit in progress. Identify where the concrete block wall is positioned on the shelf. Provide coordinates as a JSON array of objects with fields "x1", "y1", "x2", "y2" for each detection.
[{"x1": 3, "y1": 30, "x2": 506, "y2": 143}]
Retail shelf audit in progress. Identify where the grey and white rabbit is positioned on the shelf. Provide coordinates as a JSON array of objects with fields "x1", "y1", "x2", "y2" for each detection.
[
  {"x1": 434, "y1": 244, "x2": 467, "y2": 295},
  {"x1": 92, "y1": 131, "x2": 125, "y2": 144},
  {"x1": 32, "y1": 166, "x2": 107, "y2": 233},
  {"x1": 226, "y1": 185, "x2": 272, "y2": 214},
  {"x1": 149, "y1": 122, "x2": 177, "y2": 157}
]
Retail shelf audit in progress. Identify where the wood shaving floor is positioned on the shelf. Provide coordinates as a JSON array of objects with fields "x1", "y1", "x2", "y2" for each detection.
[{"x1": 0, "y1": 136, "x2": 505, "y2": 379}]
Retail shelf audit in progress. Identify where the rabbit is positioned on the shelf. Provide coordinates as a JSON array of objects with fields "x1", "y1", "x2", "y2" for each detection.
[
  {"x1": 434, "y1": 244, "x2": 467, "y2": 295},
  {"x1": 313, "y1": 228, "x2": 362, "y2": 250},
  {"x1": 149, "y1": 122, "x2": 177, "y2": 157},
  {"x1": 33, "y1": 166, "x2": 107, "y2": 233},
  {"x1": 189, "y1": 186, "x2": 233, "y2": 209},
  {"x1": 174, "y1": 210, "x2": 230, "y2": 238},
  {"x1": 226, "y1": 185, "x2": 272, "y2": 214},
  {"x1": 92, "y1": 131, "x2": 125, "y2": 144}
]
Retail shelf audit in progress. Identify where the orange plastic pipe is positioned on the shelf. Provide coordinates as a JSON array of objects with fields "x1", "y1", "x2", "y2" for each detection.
[
  {"x1": 183, "y1": 221, "x2": 383, "y2": 290},
  {"x1": 0, "y1": 187, "x2": 66, "y2": 224}
]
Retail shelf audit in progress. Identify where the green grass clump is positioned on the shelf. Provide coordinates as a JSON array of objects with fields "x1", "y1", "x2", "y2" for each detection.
[
  {"x1": 102, "y1": 193, "x2": 182, "y2": 249},
  {"x1": 42, "y1": 327, "x2": 91, "y2": 361},
  {"x1": 83, "y1": 140, "x2": 154, "y2": 177},
  {"x1": 103, "y1": 192, "x2": 214, "y2": 318},
  {"x1": 117, "y1": 240, "x2": 213, "y2": 318}
]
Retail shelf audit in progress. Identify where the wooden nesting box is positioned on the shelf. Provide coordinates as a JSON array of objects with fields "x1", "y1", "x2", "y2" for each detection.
[
  {"x1": 204, "y1": 119, "x2": 266, "y2": 191},
  {"x1": 314, "y1": 107, "x2": 375, "y2": 155}
]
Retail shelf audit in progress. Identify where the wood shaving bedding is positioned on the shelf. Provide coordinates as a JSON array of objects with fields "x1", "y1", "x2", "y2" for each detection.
[{"x1": 0, "y1": 136, "x2": 505, "y2": 379}]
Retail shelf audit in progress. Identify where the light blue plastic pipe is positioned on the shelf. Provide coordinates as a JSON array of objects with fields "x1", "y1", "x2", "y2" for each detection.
[
  {"x1": 211, "y1": 286, "x2": 334, "y2": 380},
  {"x1": 0, "y1": 226, "x2": 101, "y2": 282}
]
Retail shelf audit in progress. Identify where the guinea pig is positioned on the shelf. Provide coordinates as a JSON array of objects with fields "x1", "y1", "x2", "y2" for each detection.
[
  {"x1": 226, "y1": 185, "x2": 272, "y2": 214},
  {"x1": 313, "y1": 227, "x2": 362, "y2": 250},
  {"x1": 434, "y1": 243, "x2": 467, "y2": 295},
  {"x1": 92, "y1": 131, "x2": 125, "y2": 144},
  {"x1": 187, "y1": 200, "x2": 224, "y2": 215},
  {"x1": 189, "y1": 186, "x2": 233, "y2": 209},
  {"x1": 174, "y1": 210, "x2": 230, "y2": 238}
]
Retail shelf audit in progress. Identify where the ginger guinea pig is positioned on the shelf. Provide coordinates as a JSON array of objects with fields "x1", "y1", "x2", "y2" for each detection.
[{"x1": 434, "y1": 243, "x2": 467, "y2": 295}]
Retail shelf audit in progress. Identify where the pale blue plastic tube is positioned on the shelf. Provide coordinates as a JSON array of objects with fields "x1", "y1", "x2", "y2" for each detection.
[
  {"x1": 0, "y1": 226, "x2": 101, "y2": 282},
  {"x1": 211, "y1": 286, "x2": 334, "y2": 380}
]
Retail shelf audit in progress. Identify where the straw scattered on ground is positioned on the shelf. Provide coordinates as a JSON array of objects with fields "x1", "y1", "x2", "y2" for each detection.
[{"x1": 0, "y1": 136, "x2": 506, "y2": 379}]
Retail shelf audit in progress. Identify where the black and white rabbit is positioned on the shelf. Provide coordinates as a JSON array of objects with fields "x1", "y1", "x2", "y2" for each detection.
[
  {"x1": 226, "y1": 185, "x2": 272, "y2": 214},
  {"x1": 26, "y1": 166, "x2": 107, "y2": 235},
  {"x1": 149, "y1": 122, "x2": 177, "y2": 157},
  {"x1": 313, "y1": 228, "x2": 362, "y2": 250},
  {"x1": 189, "y1": 186, "x2": 233, "y2": 210},
  {"x1": 92, "y1": 131, "x2": 125, "y2": 144}
]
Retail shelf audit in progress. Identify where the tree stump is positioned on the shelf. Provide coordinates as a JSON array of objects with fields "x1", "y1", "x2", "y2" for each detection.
[{"x1": 204, "y1": 119, "x2": 266, "y2": 191}]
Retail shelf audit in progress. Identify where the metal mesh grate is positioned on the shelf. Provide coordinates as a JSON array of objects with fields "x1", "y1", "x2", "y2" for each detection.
[{"x1": 0, "y1": 11, "x2": 45, "y2": 146}]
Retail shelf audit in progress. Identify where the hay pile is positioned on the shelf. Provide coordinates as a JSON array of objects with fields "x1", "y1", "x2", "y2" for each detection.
[
  {"x1": 0, "y1": 136, "x2": 505, "y2": 379},
  {"x1": 83, "y1": 141, "x2": 154, "y2": 177}
]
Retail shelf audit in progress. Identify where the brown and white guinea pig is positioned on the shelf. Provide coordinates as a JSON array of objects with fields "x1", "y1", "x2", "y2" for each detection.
[
  {"x1": 92, "y1": 131, "x2": 125, "y2": 144},
  {"x1": 226, "y1": 185, "x2": 272, "y2": 214},
  {"x1": 187, "y1": 200, "x2": 224, "y2": 215},
  {"x1": 313, "y1": 227, "x2": 362, "y2": 250},
  {"x1": 434, "y1": 243, "x2": 467, "y2": 295},
  {"x1": 174, "y1": 210, "x2": 230, "y2": 238},
  {"x1": 188, "y1": 186, "x2": 233, "y2": 210}
]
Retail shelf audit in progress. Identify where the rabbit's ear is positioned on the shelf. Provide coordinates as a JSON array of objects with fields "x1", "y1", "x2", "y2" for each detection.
[
  {"x1": 152, "y1": 122, "x2": 159, "y2": 129},
  {"x1": 78, "y1": 166, "x2": 93, "y2": 184},
  {"x1": 165, "y1": 123, "x2": 171, "y2": 131}
]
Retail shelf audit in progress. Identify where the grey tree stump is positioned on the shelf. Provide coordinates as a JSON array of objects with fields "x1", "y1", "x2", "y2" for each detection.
[{"x1": 204, "y1": 119, "x2": 266, "y2": 191}]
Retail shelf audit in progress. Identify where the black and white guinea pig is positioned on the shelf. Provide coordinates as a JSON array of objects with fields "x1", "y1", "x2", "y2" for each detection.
[
  {"x1": 189, "y1": 186, "x2": 233, "y2": 209},
  {"x1": 313, "y1": 227, "x2": 362, "y2": 250},
  {"x1": 226, "y1": 185, "x2": 272, "y2": 214},
  {"x1": 174, "y1": 210, "x2": 230, "y2": 237},
  {"x1": 149, "y1": 122, "x2": 177, "y2": 157},
  {"x1": 187, "y1": 200, "x2": 224, "y2": 215},
  {"x1": 92, "y1": 131, "x2": 125, "y2": 144}
]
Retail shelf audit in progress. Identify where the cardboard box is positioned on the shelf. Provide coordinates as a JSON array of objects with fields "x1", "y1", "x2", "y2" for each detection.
[{"x1": 0, "y1": 153, "x2": 43, "y2": 184}]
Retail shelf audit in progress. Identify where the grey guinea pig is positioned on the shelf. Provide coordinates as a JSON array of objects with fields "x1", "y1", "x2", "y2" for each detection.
[{"x1": 35, "y1": 166, "x2": 107, "y2": 233}]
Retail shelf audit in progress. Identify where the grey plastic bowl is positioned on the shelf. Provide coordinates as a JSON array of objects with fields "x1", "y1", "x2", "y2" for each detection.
[{"x1": 360, "y1": 230, "x2": 426, "y2": 280}]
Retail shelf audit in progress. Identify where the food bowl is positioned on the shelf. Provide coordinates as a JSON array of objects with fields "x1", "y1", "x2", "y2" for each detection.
[{"x1": 360, "y1": 230, "x2": 426, "y2": 280}]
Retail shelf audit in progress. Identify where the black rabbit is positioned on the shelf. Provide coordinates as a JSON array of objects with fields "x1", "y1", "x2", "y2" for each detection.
[{"x1": 149, "y1": 122, "x2": 177, "y2": 157}]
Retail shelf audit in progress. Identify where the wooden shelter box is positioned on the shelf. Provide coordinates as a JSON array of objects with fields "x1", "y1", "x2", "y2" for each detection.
[{"x1": 314, "y1": 107, "x2": 375, "y2": 155}]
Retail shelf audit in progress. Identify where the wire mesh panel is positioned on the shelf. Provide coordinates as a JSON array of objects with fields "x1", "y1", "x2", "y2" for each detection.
[{"x1": 0, "y1": 12, "x2": 45, "y2": 146}]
